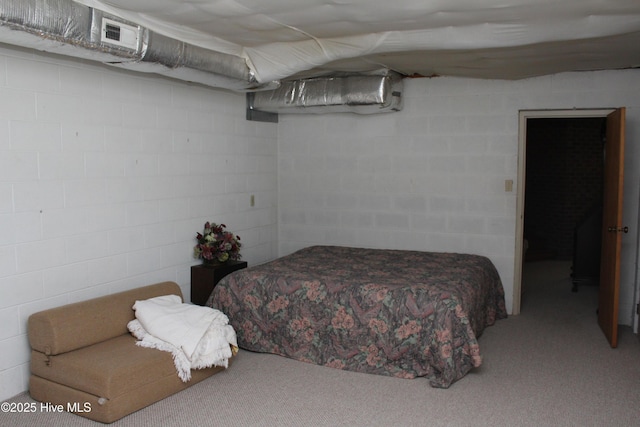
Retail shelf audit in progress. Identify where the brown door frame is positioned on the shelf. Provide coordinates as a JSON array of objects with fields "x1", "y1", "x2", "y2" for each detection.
[{"x1": 513, "y1": 109, "x2": 615, "y2": 315}]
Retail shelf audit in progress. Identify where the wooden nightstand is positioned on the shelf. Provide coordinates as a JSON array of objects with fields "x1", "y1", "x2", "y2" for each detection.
[{"x1": 190, "y1": 260, "x2": 248, "y2": 305}]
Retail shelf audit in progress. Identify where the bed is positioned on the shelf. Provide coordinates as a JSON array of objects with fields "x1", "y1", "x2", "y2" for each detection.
[{"x1": 207, "y1": 245, "x2": 507, "y2": 388}]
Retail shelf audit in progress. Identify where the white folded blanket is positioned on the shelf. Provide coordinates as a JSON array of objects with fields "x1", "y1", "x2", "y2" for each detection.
[{"x1": 127, "y1": 294, "x2": 238, "y2": 382}]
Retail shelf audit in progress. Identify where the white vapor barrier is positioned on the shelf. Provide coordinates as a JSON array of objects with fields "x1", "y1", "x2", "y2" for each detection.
[{"x1": 72, "y1": 0, "x2": 640, "y2": 82}]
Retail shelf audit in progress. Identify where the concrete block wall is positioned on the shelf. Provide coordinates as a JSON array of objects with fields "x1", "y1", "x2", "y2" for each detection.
[
  {"x1": 277, "y1": 69, "x2": 640, "y2": 326},
  {"x1": 0, "y1": 45, "x2": 278, "y2": 401}
]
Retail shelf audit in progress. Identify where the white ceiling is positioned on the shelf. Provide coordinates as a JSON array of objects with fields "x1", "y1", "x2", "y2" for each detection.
[{"x1": 76, "y1": 0, "x2": 640, "y2": 83}]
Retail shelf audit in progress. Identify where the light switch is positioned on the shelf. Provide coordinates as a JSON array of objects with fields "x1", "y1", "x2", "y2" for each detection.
[
  {"x1": 250, "y1": 194, "x2": 255, "y2": 207},
  {"x1": 505, "y1": 180, "x2": 513, "y2": 192}
]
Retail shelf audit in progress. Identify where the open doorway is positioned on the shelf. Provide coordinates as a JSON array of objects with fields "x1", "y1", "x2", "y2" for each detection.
[
  {"x1": 513, "y1": 109, "x2": 615, "y2": 315},
  {"x1": 521, "y1": 117, "x2": 605, "y2": 306}
]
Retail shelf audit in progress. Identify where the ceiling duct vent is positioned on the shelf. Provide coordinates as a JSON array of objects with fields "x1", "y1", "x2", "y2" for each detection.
[{"x1": 100, "y1": 17, "x2": 141, "y2": 51}]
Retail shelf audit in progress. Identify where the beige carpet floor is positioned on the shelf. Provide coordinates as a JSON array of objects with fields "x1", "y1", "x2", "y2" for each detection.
[{"x1": 2, "y1": 260, "x2": 639, "y2": 426}]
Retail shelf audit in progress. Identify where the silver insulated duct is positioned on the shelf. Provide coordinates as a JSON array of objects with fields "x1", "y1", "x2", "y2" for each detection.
[
  {"x1": 248, "y1": 71, "x2": 403, "y2": 115},
  {"x1": 0, "y1": 0, "x2": 141, "y2": 63},
  {"x1": 110, "y1": 30, "x2": 276, "y2": 92},
  {"x1": 0, "y1": 0, "x2": 402, "y2": 114},
  {"x1": 0, "y1": 0, "x2": 276, "y2": 91}
]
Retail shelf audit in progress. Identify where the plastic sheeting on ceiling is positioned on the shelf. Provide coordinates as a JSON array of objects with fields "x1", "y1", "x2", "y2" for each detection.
[{"x1": 73, "y1": 0, "x2": 640, "y2": 83}]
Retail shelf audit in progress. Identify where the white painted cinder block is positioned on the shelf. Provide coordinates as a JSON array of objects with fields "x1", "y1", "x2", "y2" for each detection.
[
  {"x1": 0, "y1": 272, "x2": 43, "y2": 309},
  {"x1": 0, "y1": 152, "x2": 38, "y2": 181},
  {"x1": 0, "y1": 185, "x2": 12, "y2": 214},
  {"x1": 0, "y1": 45, "x2": 278, "y2": 401},
  {"x1": 0, "y1": 88, "x2": 36, "y2": 122},
  {"x1": 0, "y1": 247, "x2": 17, "y2": 278},
  {"x1": 277, "y1": 69, "x2": 640, "y2": 330},
  {"x1": 6, "y1": 57, "x2": 60, "y2": 92},
  {"x1": 40, "y1": 152, "x2": 86, "y2": 179},
  {"x1": 0, "y1": 307, "x2": 19, "y2": 341}
]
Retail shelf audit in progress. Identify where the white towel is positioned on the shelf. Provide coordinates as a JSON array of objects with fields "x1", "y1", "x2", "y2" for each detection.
[{"x1": 128, "y1": 294, "x2": 237, "y2": 382}]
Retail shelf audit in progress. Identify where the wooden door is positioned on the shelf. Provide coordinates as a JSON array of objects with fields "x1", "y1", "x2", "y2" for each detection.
[{"x1": 598, "y1": 107, "x2": 626, "y2": 348}]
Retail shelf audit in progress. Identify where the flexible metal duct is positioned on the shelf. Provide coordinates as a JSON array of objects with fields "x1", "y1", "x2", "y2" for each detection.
[
  {"x1": 0, "y1": 0, "x2": 275, "y2": 91},
  {"x1": 0, "y1": 0, "x2": 402, "y2": 113},
  {"x1": 110, "y1": 30, "x2": 277, "y2": 92},
  {"x1": 0, "y1": 0, "x2": 140, "y2": 62},
  {"x1": 248, "y1": 71, "x2": 403, "y2": 115}
]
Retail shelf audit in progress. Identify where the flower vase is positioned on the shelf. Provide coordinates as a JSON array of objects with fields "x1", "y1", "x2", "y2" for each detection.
[{"x1": 203, "y1": 259, "x2": 223, "y2": 267}]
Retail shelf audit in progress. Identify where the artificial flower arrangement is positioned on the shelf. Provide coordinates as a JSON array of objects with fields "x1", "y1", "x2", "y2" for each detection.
[{"x1": 193, "y1": 222, "x2": 242, "y2": 264}]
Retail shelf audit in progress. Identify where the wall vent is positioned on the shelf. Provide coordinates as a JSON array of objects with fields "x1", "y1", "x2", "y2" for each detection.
[{"x1": 100, "y1": 17, "x2": 140, "y2": 50}]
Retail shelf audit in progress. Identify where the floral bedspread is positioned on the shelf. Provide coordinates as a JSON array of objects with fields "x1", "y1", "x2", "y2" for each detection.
[{"x1": 207, "y1": 245, "x2": 507, "y2": 388}]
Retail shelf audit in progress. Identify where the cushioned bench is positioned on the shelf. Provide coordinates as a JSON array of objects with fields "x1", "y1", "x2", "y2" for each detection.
[{"x1": 28, "y1": 281, "x2": 230, "y2": 423}]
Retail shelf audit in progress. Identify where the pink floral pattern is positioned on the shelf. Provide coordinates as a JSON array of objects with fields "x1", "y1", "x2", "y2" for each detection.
[{"x1": 208, "y1": 245, "x2": 507, "y2": 388}]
